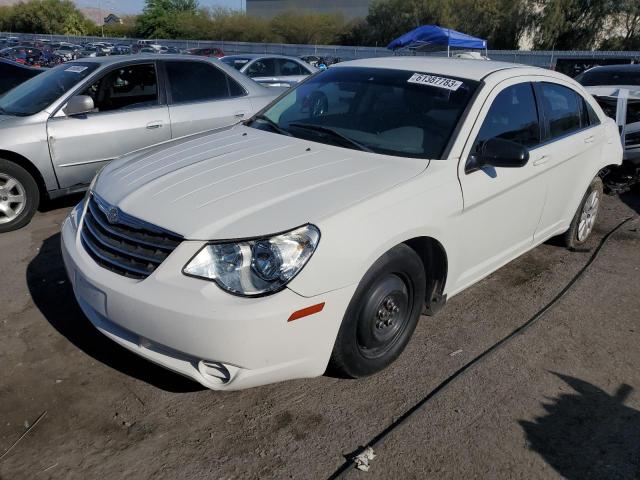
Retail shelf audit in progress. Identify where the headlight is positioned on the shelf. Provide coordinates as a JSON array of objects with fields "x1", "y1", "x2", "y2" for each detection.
[
  {"x1": 183, "y1": 225, "x2": 320, "y2": 296},
  {"x1": 68, "y1": 198, "x2": 85, "y2": 230}
]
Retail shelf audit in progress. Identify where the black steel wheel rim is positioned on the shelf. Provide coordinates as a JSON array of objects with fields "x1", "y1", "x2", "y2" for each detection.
[{"x1": 356, "y1": 273, "x2": 412, "y2": 359}]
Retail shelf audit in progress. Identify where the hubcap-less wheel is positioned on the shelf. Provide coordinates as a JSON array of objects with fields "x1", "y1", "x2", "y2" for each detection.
[
  {"x1": 356, "y1": 274, "x2": 411, "y2": 359},
  {"x1": 0, "y1": 173, "x2": 26, "y2": 225},
  {"x1": 577, "y1": 190, "x2": 600, "y2": 242}
]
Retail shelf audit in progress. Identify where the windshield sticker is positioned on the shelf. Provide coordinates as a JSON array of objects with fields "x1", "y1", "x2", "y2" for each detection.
[
  {"x1": 408, "y1": 73, "x2": 463, "y2": 91},
  {"x1": 65, "y1": 66, "x2": 88, "y2": 73}
]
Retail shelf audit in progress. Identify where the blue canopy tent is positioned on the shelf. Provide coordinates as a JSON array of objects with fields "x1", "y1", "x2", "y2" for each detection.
[{"x1": 387, "y1": 25, "x2": 487, "y2": 57}]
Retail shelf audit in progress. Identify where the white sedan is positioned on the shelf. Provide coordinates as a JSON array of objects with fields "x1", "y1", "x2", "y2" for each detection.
[{"x1": 61, "y1": 57, "x2": 622, "y2": 390}]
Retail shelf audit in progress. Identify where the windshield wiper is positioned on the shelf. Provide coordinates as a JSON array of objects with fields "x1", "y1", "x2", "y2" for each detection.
[
  {"x1": 288, "y1": 123, "x2": 373, "y2": 152},
  {"x1": 251, "y1": 114, "x2": 291, "y2": 136}
]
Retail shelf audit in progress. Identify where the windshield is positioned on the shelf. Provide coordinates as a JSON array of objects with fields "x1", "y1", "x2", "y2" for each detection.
[
  {"x1": 221, "y1": 57, "x2": 252, "y2": 70},
  {"x1": 576, "y1": 69, "x2": 640, "y2": 87},
  {"x1": 250, "y1": 66, "x2": 478, "y2": 159},
  {"x1": 0, "y1": 62, "x2": 99, "y2": 116}
]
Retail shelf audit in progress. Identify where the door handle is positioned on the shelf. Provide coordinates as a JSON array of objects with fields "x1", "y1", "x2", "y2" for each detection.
[
  {"x1": 146, "y1": 121, "x2": 163, "y2": 129},
  {"x1": 584, "y1": 135, "x2": 595, "y2": 144},
  {"x1": 533, "y1": 155, "x2": 550, "y2": 166}
]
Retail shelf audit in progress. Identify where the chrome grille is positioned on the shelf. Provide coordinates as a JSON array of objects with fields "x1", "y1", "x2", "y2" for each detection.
[{"x1": 81, "y1": 193, "x2": 182, "y2": 279}]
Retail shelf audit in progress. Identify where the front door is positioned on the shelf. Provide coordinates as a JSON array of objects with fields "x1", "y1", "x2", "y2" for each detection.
[
  {"x1": 454, "y1": 80, "x2": 547, "y2": 291},
  {"x1": 47, "y1": 62, "x2": 170, "y2": 189}
]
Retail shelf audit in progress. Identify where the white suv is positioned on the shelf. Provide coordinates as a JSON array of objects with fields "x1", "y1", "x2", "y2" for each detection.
[{"x1": 61, "y1": 58, "x2": 622, "y2": 390}]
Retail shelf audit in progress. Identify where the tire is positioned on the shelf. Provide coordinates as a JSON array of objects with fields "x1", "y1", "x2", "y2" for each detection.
[
  {"x1": 0, "y1": 159, "x2": 39, "y2": 233},
  {"x1": 329, "y1": 244, "x2": 426, "y2": 378},
  {"x1": 562, "y1": 176, "x2": 604, "y2": 249}
]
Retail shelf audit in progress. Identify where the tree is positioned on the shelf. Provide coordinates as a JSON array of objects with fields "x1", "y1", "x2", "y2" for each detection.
[
  {"x1": 599, "y1": 0, "x2": 640, "y2": 50},
  {"x1": 532, "y1": 0, "x2": 617, "y2": 50},
  {"x1": 2, "y1": 0, "x2": 94, "y2": 35},
  {"x1": 450, "y1": 0, "x2": 533, "y2": 49},
  {"x1": 363, "y1": 0, "x2": 452, "y2": 47},
  {"x1": 270, "y1": 11, "x2": 346, "y2": 45},
  {"x1": 135, "y1": 0, "x2": 199, "y2": 39}
]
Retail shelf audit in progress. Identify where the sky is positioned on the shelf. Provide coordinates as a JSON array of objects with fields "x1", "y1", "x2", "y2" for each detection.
[{"x1": 77, "y1": 0, "x2": 245, "y2": 15}]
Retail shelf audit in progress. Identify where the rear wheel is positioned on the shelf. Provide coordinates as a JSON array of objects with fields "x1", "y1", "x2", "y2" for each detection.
[
  {"x1": 0, "y1": 159, "x2": 39, "y2": 233},
  {"x1": 563, "y1": 177, "x2": 603, "y2": 248},
  {"x1": 329, "y1": 244, "x2": 426, "y2": 378}
]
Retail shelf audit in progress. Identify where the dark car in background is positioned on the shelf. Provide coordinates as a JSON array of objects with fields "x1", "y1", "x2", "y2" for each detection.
[
  {"x1": 185, "y1": 47, "x2": 224, "y2": 58},
  {"x1": 577, "y1": 64, "x2": 640, "y2": 192},
  {"x1": 0, "y1": 58, "x2": 43, "y2": 95},
  {"x1": 0, "y1": 46, "x2": 43, "y2": 65}
]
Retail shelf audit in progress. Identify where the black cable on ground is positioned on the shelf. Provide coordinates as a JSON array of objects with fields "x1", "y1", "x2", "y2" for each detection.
[{"x1": 328, "y1": 216, "x2": 637, "y2": 479}]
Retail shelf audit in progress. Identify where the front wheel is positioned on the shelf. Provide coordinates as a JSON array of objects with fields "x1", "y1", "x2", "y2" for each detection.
[
  {"x1": 563, "y1": 176, "x2": 603, "y2": 248},
  {"x1": 0, "y1": 159, "x2": 39, "y2": 233},
  {"x1": 329, "y1": 244, "x2": 426, "y2": 378}
]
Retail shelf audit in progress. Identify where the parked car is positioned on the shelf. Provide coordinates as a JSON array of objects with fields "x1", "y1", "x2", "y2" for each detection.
[
  {"x1": 0, "y1": 58, "x2": 43, "y2": 95},
  {"x1": 53, "y1": 44, "x2": 82, "y2": 61},
  {"x1": 576, "y1": 64, "x2": 640, "y2": 193},
  {"x1": 0, "y1": 46, "x2": 43, "y2": 65},
  {"x1": 185, "y1": 47, "x2": 224, "y2": 58},
  {"x1": 0, "y1": 55, "x2": 279, "y2": 232},
  {"x1": 112, "y1": 44, "x2": 132, "y2": 55},
  {"x1": 60, "y1": 58, "x2": 621, "y2": 390},
  {"x1": 159, "y1": 46, "x2": 181, "y2": 54},
  {"x1": 133, "y1": 40, "x2": 161, "y2": 53},
  {"x1": 79, "y1": 45, "x2": 109, "y2": 58},
  {"x1": 300, "y1": 55, "x2": 321, "y2": 67},
  {"x1": 221, "y1": 54, "x2": 317, "y2": 88}
]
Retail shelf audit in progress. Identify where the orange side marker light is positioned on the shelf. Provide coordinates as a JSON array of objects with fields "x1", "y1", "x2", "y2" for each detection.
[{"x1": 288, "y1": 302, "x2": 325, "y2": 322}]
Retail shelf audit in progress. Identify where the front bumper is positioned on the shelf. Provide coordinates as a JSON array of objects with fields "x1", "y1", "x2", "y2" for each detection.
[{"x1": 60, "y1": 215, "x2": 355, "y2": 390}]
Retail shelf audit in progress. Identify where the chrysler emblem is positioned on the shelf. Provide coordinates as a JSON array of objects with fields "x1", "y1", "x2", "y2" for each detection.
[{"x1": 107, "y1": 207, "x2": 119, "y2": 225}]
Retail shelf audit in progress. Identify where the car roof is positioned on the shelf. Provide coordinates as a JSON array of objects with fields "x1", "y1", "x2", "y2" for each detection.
[
  {"x1": 582, "y1": 64, "x2": 640, "y2": 73},
  {"x1": 222, "y1": 54, "x2": 305, "y2": 61},
  {"x1": 332, "y1": 57, "x2": 529, "y2": 81},
  {"x1": 65, "y1": 54, "x2": 201, "y2": 65}
]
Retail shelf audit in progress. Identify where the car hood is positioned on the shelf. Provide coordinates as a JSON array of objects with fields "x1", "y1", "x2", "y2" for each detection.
[
  {"x1": 95, "y1": 125, "x2": 428, "y2": 240},
  {"x1": 0, "y1": 114, "x2": 17, "y2": 124}
]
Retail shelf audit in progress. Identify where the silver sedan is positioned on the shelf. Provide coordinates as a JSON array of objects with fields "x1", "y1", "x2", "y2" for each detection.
[
  {"x1": 0, "y1": 54, "x2": 279, "y2": 232},
  {"x1": 221, "y1": 54, "x2": 317, "y2": 88}
]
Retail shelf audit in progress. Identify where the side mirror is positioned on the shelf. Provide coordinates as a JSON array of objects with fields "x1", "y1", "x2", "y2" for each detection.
[
  {"x1": 469, "y1": 137, "x2": 529, "y2": 170},
  {"x1": 63, "y1": 95, "x2": 94, "y2": 116}
]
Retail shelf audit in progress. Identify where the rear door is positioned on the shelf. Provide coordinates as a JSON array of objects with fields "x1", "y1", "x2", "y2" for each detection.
[
  {"x1": 531, "y1": 81, "x2": 606, "y2": 241},
  {"x1": 164, "y1": 59, "x2": 252, "y2": 139},
  {"x1": 47, "y1": 61, "x2": 170, "y2": 189},
  {"x1": 455, "y1": 79, "x2": 547, "y2": 289},
  {"x1": 244, "y1": 58, "x2": 279, "y2": 87},
  {"x1": 273, "y1": 58, "x2": 313, "y2": 87}
]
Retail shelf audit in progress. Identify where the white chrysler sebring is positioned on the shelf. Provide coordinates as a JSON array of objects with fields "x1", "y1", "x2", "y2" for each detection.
[{"x1": 61, "y1": 58, "x2": 622, "y2": 390}]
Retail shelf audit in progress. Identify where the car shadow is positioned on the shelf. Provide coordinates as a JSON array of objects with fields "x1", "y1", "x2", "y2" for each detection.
[
  {"x1": 38, "y1": 192, "x2": 85, "y2": 213},
  {"x1": 519, "y1": 373, "x2": 640, "y2": 479},
  {"x1": 619, "y1": 190, "x2": 640, "y2": 215},
  {"x1": 27, "y1": 233, "x2": 204, "y2": 393}
]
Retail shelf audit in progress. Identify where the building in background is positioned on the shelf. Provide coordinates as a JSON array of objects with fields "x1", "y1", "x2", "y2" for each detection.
[
  {"x1": 103, "y1": 14, "x2": 122, "y2": 25},
  {"x1": 246, "y1": 0, "x2": 373, "y2": 20}
]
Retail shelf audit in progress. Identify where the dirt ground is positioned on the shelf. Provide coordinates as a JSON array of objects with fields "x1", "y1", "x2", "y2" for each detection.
[{"x1": 0, "y1": 192, "x2": 639, "y2": 480}]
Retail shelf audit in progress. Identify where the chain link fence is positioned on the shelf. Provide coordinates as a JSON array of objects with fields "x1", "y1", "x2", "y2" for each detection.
[{"x1": 4, "y1": 32, "x2": 640, "y2": 71}]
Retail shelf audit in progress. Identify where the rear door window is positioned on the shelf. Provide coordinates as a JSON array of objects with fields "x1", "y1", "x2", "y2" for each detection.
[
  {"x1": 276, "y1": 59, "x2": 306, "y2": 76},
  {"x1": 165, "y1": 61, "x2": 233, "y2": 103},
  {"x1": 246, "y1": 58, "x2": 276, "y2": 78},
  {"x1": 539, "y1": 83, "x2": 584, "y2": 140}
]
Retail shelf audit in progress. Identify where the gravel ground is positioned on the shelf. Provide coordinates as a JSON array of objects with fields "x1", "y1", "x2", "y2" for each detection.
[{"x1": 0, "y1": 192, "x2": 639, "y2": 480}]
